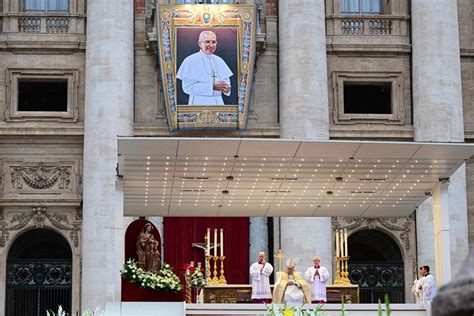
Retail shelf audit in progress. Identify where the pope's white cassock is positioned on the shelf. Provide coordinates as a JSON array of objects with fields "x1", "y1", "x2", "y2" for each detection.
[
  {"x1": 177, "y1": 51, "x2": 233, "y2": 105},
  {"x1": 304, "y1": 266, "x2": 330, "y2": 302},
  {"x1": 249, "y1": 261, "x2": 273, "y2": 300}
]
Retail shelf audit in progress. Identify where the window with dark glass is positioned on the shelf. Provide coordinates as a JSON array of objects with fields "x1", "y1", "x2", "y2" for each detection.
[
  {"x1": 341, "y1": 0, "x2": 381, "y2": 14},
  {"x1": 343, "y1": 83, "x2": 391, "y2": 114},
  {"x1": 24, "y1": 0, "x2": 68, "y2": 12},
  {"x1": 18, "y1": 80, "x2": 68, "y2": 112}
]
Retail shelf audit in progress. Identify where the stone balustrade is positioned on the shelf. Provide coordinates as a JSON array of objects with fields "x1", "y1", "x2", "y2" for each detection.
[
  {"x1": 1, "y1": 14, "x2": 85, "y2": 35},
  {"x1": 329, "y1": 15, "x2": 409, "y2": 36},
  {"x1": 326, "y1": 15, "x2": 410, "y2": 53}
]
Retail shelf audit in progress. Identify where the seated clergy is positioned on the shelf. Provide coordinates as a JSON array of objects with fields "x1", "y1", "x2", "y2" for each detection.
[{"x1": 272, "y1": 258, "x2": 311, "y2": 305}]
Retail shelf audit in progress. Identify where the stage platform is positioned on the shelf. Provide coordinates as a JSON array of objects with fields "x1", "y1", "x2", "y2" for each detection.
[{"x1": 104, "y1": 302, "x2": 431, "y2": 316}]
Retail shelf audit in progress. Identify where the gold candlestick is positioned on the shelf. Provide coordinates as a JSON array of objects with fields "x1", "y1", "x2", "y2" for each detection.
[
  {"x1": 334, "y1": 256, "x2": 351, "y2": 285},
  {"x1": 184, "y1": 269, "x2": 192, "y2": 303},
  {"x1": 218, "y1": 256, "x2": 227, "y2": 284},
  {"x1": 343, "y1": 256, "x2": 351, "y2": 284},
  {"x1": 210, "y1": 256, "x2": 219, "y2": 285},
  {"x1": 205, "y1": 255, "x2": 212, "y2": 285},
  {"x1": 334, "y1": 256, "x2": 344, "y2": 284}
]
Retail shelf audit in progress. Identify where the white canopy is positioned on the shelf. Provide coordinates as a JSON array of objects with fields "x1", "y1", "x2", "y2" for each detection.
[{"x1": 118, "y1": 138, "x2": 474, "y2": 218}]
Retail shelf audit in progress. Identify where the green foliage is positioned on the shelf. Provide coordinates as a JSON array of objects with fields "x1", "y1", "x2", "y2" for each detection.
[
  {"x1": 378, "y1": 294, "x2": 392, "y2": 316},
  {"x1": 340, "y1": 295, "x2": 346, "y2": 316},
  {"x1": 121, "y1": 258, "x2": 183, "y2": 292}
]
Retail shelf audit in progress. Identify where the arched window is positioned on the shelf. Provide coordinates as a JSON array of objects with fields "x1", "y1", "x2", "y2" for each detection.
[
  {"x1": 6, "y1": 229, "x2": 72, "y2": 316},
  {"x1": 341, "y1": 0, "x2": 382, "y2": 15},
  {"x1": 24, "y1": 0, "x2": 68, "y2": 12}
]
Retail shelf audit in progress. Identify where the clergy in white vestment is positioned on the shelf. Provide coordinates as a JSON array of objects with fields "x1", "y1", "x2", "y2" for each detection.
[
  {"x1": 176, "y1": 30, "x2": 233, "y2": 105},
  {"x1": 272, "y1": 258, "x2": 311, "y2": 305},
  {"x1": 249, "y1": 251, "x2": 273, "y2": 303},
  {"x1": 417, "y1": 265, "x2": 437, "y2": 302},
  {"x1": 304, "y1": 256, "x2": 330, "y2": 303}
]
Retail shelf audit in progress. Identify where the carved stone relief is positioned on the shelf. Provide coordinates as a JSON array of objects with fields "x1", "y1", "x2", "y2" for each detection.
[
  {"x1": 2, "y1": 161, "x2": 82, "y2": 200},
  {"x1": 11, "y1": 164, "x2": 71, "y2": 190},
  {"x1": 0, "y1": 206, "x2": 81, "y2": 248},
  {"x1": 331, "y1": 215, "x2": 415, "y2": 252}
]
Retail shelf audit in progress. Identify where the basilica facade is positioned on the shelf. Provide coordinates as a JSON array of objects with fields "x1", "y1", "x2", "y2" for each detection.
[{"x1": 0, "y1": 0, "x2": 473, "y2": 314}]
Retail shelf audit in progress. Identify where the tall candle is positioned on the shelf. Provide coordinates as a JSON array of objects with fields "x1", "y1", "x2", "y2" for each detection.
[
  {"x1": 206, "y1": 228, "x2": 210, "y2": 256},
  {"x1": 220, "y1": 228, "x2": 224, "y2": 257},
  {"x1": 340, "y1": 229, "x2": 345, "y2": 257},
  {"x1": 335, "y1": 229, "x2": 340, "y2": 257},
  {"x1": 344, "y1": 229, "x2": 348, "y2": 257},
  {"x1": 214, "y1": 228, "x2": 218, "y2": 257}
]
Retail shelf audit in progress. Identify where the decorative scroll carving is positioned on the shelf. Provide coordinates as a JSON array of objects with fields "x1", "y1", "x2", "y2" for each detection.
[
  {"x1": 332, "y1": 217, "x2": 365, "y2": 230},
  {"x1": 11, "y1": 164, "x2": 70, "y2": 190},
  {"x1": 332, "y1": 216, "x2": 414, "y2": 251},
  {"x1": 0, "y1": 206, "x2": 80, "y2": 247}
]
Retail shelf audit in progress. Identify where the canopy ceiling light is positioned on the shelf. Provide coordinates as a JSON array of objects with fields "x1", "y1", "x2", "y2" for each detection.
[{"x1": 118, "y1": 138, "x2": 474, "y2": 218}]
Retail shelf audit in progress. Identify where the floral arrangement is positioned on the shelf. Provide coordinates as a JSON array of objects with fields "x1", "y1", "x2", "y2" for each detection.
[
  {"x1": 190, "y1": 269, "x2": 206, "y2": 289},
  {"x1": 265, "y1": 304, "x2": 328, "y2": 316},
  {"x1": 46, "y1": 305, "x2": 104, "y2": 316},
  {"x1": 121, "y1": 258, "x2": 183, "y2": 292}
]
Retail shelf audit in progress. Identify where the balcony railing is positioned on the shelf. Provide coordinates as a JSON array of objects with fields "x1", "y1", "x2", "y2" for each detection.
[
  {"x1": 328, "y1": 15, "x2": 409, "y2": 37},
  {"x1": 1, "y1": 14, "x2": 84, "y2": 35}
]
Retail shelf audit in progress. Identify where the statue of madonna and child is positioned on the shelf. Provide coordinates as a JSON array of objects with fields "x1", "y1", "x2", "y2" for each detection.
[{"x1": 136, "y1": 223, "x2": 161, "y2": 274}]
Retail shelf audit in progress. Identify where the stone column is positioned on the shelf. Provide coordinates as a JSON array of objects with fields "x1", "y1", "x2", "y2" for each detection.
[
  {"x1": 412, "y1": 0, "x2": 468, "y2": 284},
  {"x1": 82, "y1": 0, "x2": 134, "y2": 310},
  {"x1": 278, "y1": 0, "x2": 332, "y2": 277},
  {"x1": 279, "y1": 0, "x2": 329, "y2": 140},
  {"x1": 432, "y1": 181, "x2": 451, "y2": 285},
  {"x1": 249, "y1": 217, "x2": 268, "y2": 267},
  {"x1": 467, "y1": 159, "x2": 474, "y2": 252},
  {"x1": 412, "y1": 0, "x2": 464, "y2": 142}
]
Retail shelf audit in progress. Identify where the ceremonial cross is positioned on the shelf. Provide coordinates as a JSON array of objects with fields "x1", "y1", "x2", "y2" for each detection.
[
  {"x1": 274, "y1": 249, "x2": 286, "y2": 272},
  {"x1": 211, "y1": 70, "x2": 217, "y2": 83}
]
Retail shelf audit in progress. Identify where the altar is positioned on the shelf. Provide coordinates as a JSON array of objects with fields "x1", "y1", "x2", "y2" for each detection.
[{"x1": 202, "y1": 284, "x2": 359, "y2": 304}]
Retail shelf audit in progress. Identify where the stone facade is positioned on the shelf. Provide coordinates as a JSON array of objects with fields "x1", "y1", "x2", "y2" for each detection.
[{"x1": 0, "y1": 0, "x2": 472, "y2": 313}]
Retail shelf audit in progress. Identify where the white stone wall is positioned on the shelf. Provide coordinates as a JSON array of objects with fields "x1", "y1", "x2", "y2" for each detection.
[{"x1": 249, "y1": 217, "x2": 269, "y2": 268}]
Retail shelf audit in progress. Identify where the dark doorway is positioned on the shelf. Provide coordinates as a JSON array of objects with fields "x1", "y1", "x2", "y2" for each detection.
[
  {"x1": 348, "y1": 229, "x2": 405, "y2": 303},
  {"x1": 6, "y1": 229, "x2": 72, "y2": 316}
]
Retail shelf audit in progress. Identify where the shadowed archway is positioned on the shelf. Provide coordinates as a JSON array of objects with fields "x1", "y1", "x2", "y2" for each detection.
[
  {"x1": 6, "y1": 229, "x2": 72, "y2": 316},
  {"x1": 348, "y1": 229, "x2": 404, "y2": 303}
]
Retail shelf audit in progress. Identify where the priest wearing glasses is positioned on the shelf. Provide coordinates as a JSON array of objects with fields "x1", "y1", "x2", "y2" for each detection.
[{"x1": 177, "y1": 30, "x2": 233, "y2": 105}]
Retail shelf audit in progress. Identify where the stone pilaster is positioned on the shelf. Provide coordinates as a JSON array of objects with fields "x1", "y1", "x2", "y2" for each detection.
[
  {"x1": 278, "y1": 0, "x2": 332, "y2": 278},
  {"x1": 82, "y1": 0, "x2": 134, "y2": 310},
  {"x1": 249, "y1": 217, "x2": 269, "y2": 268},
  {"x1": 412, "y1": 0, "x2": 468, "y2": 283}
]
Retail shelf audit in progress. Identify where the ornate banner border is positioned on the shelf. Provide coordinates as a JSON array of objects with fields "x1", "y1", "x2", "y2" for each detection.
[{"x1": 157, "y1": 4, "x2": 257, "y2": 130}]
